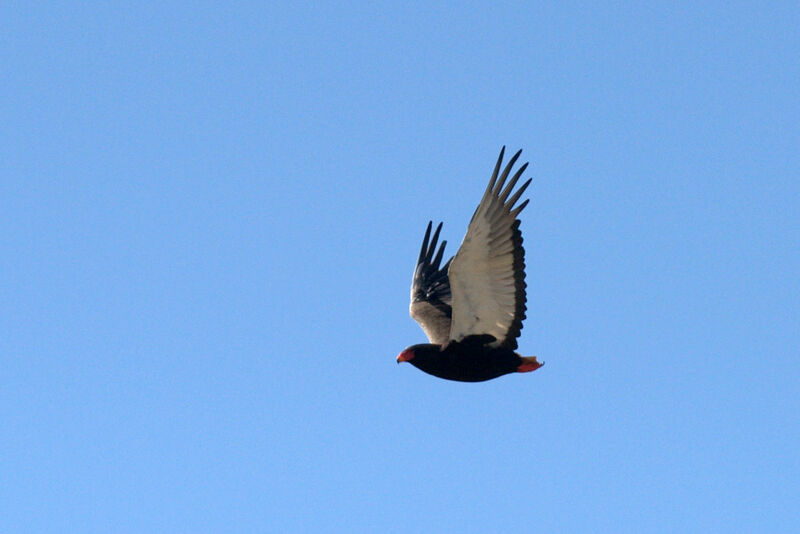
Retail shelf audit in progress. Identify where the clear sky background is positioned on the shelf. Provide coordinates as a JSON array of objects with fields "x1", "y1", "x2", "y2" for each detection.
[{"x1": 2, "y1": 2, "x2": 799, "y2": 532}]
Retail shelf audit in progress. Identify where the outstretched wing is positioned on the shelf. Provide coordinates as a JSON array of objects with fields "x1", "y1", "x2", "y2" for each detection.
[
  {"x1": 447, "y1": 147, "x2": 532, "y2": 350},
  {"x1": 409, "y1": 221, "x2": 453, "y2": 345}
]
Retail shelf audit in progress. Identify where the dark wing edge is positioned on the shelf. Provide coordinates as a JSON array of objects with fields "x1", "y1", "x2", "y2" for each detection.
[
  {"x1": 409, "y1": 221, "x2": 453, "y2": 345},
  {"x1": 505, "y1": 215, "x2": 526, "y2": 350},
  {"x1": 488, "y1": 147, "x2": 531, "y2": 350}
]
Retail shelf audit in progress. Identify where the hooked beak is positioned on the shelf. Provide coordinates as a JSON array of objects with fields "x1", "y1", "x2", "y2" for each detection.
[{"x1": 396, "y1": 349, "x2": 414, "y2": 364}]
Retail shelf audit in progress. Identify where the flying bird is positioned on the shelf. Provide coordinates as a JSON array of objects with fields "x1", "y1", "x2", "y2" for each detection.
[{"x1": 397, "y1": 147, "x2": 543, "y2": 382}]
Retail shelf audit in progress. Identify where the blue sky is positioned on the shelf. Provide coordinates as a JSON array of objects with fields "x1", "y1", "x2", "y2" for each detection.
[{"x1": 2, "y1": 2, "x2": 798, "y2": 532}]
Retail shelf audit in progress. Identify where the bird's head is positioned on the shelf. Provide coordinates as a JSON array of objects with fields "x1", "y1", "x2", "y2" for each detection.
[
  {"x1": 396, "y1": 347, "x2": 415, "y2": 364},
  {"x1": 396, "y1": 344, "x2": 441, "y2": 366}
]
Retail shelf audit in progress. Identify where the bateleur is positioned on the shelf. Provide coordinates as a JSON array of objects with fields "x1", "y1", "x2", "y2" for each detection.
[{"x1": 397, "y1": 147, "x2": 543, "y2": 382}]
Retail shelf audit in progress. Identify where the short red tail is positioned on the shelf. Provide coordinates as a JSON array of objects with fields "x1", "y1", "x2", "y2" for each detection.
[{"x1": 517, "y1": 356, "x2": 543, "y2": 373}]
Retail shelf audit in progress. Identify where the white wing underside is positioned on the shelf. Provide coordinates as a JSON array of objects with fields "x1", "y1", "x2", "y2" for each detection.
[
  {"x1": 409, "y1": 300, "x2": 451, "y2": 345},
  {"x1": 447, "y1": 149, "x2": 530, "y2": 349}
]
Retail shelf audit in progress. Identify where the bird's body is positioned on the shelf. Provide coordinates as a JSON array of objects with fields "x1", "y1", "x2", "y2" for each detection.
[
  {"x1": 399, "y1": 335, "x2": 541, "y2": 382},
  {"x1": 398, "y1": 147, "x2": 543, "y2": 382}
]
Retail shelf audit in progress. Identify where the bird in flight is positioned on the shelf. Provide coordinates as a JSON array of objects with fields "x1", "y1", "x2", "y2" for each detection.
[{"x1": 397, "y1": 147, "x2": 543, "y2": 382}]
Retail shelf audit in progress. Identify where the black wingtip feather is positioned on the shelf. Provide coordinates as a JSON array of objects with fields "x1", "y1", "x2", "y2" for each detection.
[
  {"x1": 417, "y1": 221, "x2": 432, "y2": 265},
  {"x1": 510, "y1": 198, "x2": 530, "y2": 218},
  {"x1": 432, "y1": 240, "x2": 447, "y2": 269},
  {"x1": 499, "y1": 161, "x2": 529, "y2": 203},
  {"x1": 495, "y1": 149, "x2": 523, "y2": 194},
  {"x1": 486, "y1": 146, "x2": 506, "y2": 194},
  {"x1": 426, "y1": 222, "x2": 444, "y2": 264},
  {"x1": 507, "y1": 178, "x2": 532, "y2": 209}
]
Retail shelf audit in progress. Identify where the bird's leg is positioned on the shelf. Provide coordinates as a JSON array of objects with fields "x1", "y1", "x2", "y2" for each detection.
[{"x1": 517, "y1": 356, "x2": 543, "y2": 373}]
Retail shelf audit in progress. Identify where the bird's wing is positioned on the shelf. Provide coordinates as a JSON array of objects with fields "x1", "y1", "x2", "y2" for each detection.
[
  {"x1": 447, "y1": 147, "x2": 532, "y2": 350},
  {"x1": 409, "y1": 221, "x2": 453, "y2": 345}
]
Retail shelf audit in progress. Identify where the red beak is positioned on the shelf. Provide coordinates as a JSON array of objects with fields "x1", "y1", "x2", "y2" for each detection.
[{"x1": 396, "y1": 349, "x2": 414, "y2": 363}]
